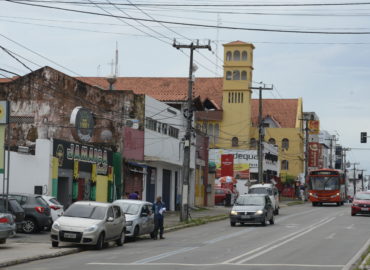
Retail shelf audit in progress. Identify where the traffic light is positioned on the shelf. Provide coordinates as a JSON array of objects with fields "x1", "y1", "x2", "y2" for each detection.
[{"x1": 361, "y1": 132, "x2": 367, "y2": 143}]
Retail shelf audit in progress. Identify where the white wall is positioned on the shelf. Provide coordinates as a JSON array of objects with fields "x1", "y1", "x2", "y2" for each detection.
[{"x1": 0, "y1": 139, "x2": 52, "y2": 195}]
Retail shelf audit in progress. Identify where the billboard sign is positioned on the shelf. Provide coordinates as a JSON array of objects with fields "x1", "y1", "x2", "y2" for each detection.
[{"x1": 221, "y1": 154, "x2": 234, "y2": 177}]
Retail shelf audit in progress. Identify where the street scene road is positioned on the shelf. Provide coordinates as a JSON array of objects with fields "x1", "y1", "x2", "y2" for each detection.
[{"x1": 4, "y1": 203, "x2": 369, "y2": 270}]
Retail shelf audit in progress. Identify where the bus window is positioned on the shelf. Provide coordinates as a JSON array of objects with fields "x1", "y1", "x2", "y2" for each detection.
[{"x1": 310, "y1": 176, "x2": 339, "y2": 191}]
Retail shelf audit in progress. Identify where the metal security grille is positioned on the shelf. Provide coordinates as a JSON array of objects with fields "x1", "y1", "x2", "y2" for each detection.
[{"x1": 10, "y1": 116, "x2": 34, "y2": 124}]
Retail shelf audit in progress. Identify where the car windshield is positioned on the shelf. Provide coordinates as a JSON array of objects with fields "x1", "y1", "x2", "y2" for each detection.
[
  {"x1": 310, "y1": 176, "x2": 339, "y2": 191},
  {"x1": 36, "y1": 196, "x2": 49, "y2": 207},
  {"x1": 117, "y1": 203, "x2": 140, "y2": 215},
  {"x1": 9, "y1": 200, "x2": 23, "y2": 212},
  {"x1": 355, "y1": 193, "x2": 370, "y2": 200},
  {"x1": 249, "y1": 187, "x2": 272, "y2": 196},
  {"x1": 235, "y1": 196, "x2": 264, "y2": 206},
  {"x1": 63, "y1": 204, "x2": 107, "y2": 220},
  {"x1": 49, "y1": 198, "x2": 62, "y2": 205}
]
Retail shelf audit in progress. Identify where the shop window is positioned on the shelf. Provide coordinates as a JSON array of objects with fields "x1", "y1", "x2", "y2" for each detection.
[
  {"x1": 226, "y1": 71, "x2": 232, "y2": 80},
  {"x1": 281, "y1": 160, "x2": 289, "y2": 170},
  {"x1": 241, "y1": 71, "x2": 247, "y2": 80},
  {"x1": 233, "y1": 50, "x2": 240, "y2": 61},
  {"x1": 268, "y1": 138, "x2": 276, "y2": 145},
  {"x1": 232, "y1": 137, "x2": 239, "y2": 147},
  {"x1": 242, "y1": 51, "x2": 248, "y2": 61},
  {"x1": 250, "y1": 138, "x2": 257, "y2": 149},
  {"x1": 226, "y1": 51, "x2": 232, "y2": 61},
  {"x1": 282, "y1": 138, "x2": 289, "y2": 150},
  {"x1": 233, "y1": 70, "x2": 240, "y2": 80}
]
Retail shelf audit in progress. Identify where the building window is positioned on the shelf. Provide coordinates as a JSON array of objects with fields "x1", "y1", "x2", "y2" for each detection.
[
  {"x1": 281, "y1": 160, "x2": 289, "y2": 170},
  {"x1": 202, "y1": 122, "x2": 207, "y2": 133},
  {"x1": 233, "y1": 70, "x2": 240, "y2": 80},
  {"x1": 231, "y1": 92, "x2": 234, "y2": 103},
  {"x1": 162, "y1": 123, "x2": 168, "y2": 135},
  {"x1": 241, "y1": 92, "x2": 244, "y2": 103},
  {"x1": 226, "y1": 51, "x2": 232, "y2": 61},
  {"x1": 250, "y1": 138, "x2": 257, "y2": 149},
  {"x1": 226, "y1": 71, "x2": 232, "y2": 80},
  {"x1": 238, "y1": 92, "x2": 241, "y2": 103},
  {"x1": 241, "y1": 71, "x2": 247, "y2": 80},
  {"x1": 268, "y1": 138, "x2": 276, "y2": 145},
  {"x1": 232, "y1": 137, "x2": 239, "y2": 147},
  {"x1": 145, "y1": 117, "x2": 157, "y2": 131},
  {"x1": 208, "y1": 123, "x2": 214, "y2": 138},
  {"x1": 282, "y1": 138, "x2": 289, "y2": 150},
  {"x1": 169, "y1": 126, "x2": 179, "y2": 138},
  {"x1": 242, "y1": 51, "x2": 248, "y2": 61},
  {"x1": 214, "y1": 124, "x2": 219, "y2": 144},
  {"x1": 233, "y1": 50, "x2": 240, "y2": 61}
]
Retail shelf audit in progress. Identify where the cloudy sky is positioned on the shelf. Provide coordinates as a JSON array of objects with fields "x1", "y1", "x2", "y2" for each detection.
[{"x1": 1, "y1": 0, "x2": 370, "y2": 175}]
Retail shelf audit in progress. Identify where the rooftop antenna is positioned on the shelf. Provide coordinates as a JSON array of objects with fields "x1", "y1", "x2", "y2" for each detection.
[{"x1": 107, "y1": 43, "x2": 119, "y2": 90}]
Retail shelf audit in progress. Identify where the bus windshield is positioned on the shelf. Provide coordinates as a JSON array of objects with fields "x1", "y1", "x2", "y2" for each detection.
[{"x1": 310, "y1": 176, "x2": 339, "y2": 191}]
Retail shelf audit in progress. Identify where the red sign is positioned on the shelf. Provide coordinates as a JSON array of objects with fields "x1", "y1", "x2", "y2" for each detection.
[
  {"x1": 308, "y1": 142, "x2": 320, "y2": 167},
  {"x1": 221, "y1": 154, "x2": 234, "y2": 177}
]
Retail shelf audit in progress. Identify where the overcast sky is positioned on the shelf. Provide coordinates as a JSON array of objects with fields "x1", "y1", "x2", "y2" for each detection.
[{"x1": 1, "y1": 0, "x2": 370, "y2": 175}]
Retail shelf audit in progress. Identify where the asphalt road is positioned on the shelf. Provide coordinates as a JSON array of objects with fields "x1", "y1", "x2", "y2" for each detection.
[{"x1": 5, "y1": 203, "x2": 370, "y2": 270}]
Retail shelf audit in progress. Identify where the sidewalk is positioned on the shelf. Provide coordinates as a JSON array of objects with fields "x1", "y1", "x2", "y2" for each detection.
[{"x1": 0, "y1": 200, "x2": 302, "y2": 268}]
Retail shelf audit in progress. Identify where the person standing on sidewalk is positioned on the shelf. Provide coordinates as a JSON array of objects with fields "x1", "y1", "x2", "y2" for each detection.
[{"x1": 152, "y1": 196, "x2": 166, "y2": 240}]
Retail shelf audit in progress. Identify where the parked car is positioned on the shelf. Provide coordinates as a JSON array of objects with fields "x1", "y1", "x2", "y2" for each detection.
[
  {"x1": 0, "y1": 213, "x2": 15, "y2": 244},
  {"x1": 248, "y1": 183, "x2": 280, "y2": 215},
  {"x1": 351, "y1": 191, "x2": 370, "y2": 216},
  {"x1": 0, "y1": 196, "x2": 25, "y2": 232},
  {"x1": 51, "y1": 201, "x2": 126, "y2": 249},
  {"x1": 215, "y1": 187, "x2": 233, "y2": 205},
  {"x1": 229, "y1": 194, "x2": 274, "y2": 226},
  {"x1": 113, "y1": 199, "x2": 154, "y2": 238},
  {"x1": 42, "y1": 195, "x2": 64, "y2": 222},
  {"x1": 9, "y1": 193, "x2": 52, "y2": 233}
]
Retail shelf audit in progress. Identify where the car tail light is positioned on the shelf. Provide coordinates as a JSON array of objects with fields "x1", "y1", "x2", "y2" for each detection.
[
  {"x1": 50, "y1": 205, "x2": 60, "y2": 210},
  {"x1": 35, "y1": 206, "x2": 45, "y2": 213},
  {"x1": 0, "y1": 217, "x2": 9, "y2": 223}
]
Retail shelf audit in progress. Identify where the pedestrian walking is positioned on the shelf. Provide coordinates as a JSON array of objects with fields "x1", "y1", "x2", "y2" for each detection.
[
  {"x1": 128, "y1": 191, "x2": 140, "y2": 200},
  {"x1": 300, "y1": 184, "x2": 305, "y2": 202},
  {"x1": 152, "y1": 196, "x2": 166, "y2": 240}
]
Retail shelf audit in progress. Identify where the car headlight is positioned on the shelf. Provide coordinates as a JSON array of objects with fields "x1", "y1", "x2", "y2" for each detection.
[
  {"x1": 126, "y1": 221, "x2": 133, "y2": 226},
  {"x1": 52, "y1": 222, "x2": 60, "y2": 231},
  {"x1": 230, "y1": 211, "x2": 237, "y2": 216},
  {"x1": 336, "y1": 193, "x2": 340, "y2": 196},
  {"x1": 84, "y1": 225, "x2": 98, "y2": 233},
  {"x1": 255, "y1": 210, "x2": 263, "y2": 215}
]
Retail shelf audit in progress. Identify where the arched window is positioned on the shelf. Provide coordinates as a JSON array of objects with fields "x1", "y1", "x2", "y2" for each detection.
[
  {"x1": 232, "y1": 137, "x2": 239, "y2": 147},
  {"x1": 226, "y1": 71, "x2": 232, "y2": 80},
  {"x1": 282, "y1": 138, "x2": 289, "y2": 150},
  {"x1": 242, "y1": 51, "x2": 248, "y2": 61},
  {"x1": 214, "y1": 124, "x2": 219, "y2": 144},
  {"x1": 281, "y1": 160, "x2": 289, "y2": 170},
  {"x1": 233, "y1": 50, "x2": 240, "y2": 61},
  {"x1": 268, "y1": 138, "x2": 276, "y2": 145},
  {"x1": 226, "y1": 51, "x2": 232, "y2": 61},
  {"x1": 241, "y1": 71, "x2": 247, "y2": 80},
  {"x1": 250, "y1": 138, "x2": 257, "y2": 149},
  {"x1": 233, "y1": 70, "x2": 240, "y2": 80}
]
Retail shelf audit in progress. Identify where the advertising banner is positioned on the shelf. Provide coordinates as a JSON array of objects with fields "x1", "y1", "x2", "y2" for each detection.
[
  {"x1": 308, "y1": 120, "x2": 320, "y2": 135},
  {"x1": 221, "y1": 154, "x2": 234, "y2": 177},
  {"x1": 308, "y1": 142, "x2": 320, "y2": 167},
  {"x1": 0, "y1": 126, "x2": 4, "y2": 173}
]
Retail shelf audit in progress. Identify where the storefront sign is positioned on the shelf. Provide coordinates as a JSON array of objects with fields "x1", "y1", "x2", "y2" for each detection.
[
  {"x1": 308, "y1": 120, "x2": 320, "y2": 135},
  {"x1": 70, "y1": 107, "x2": 94, "y2": 142},
  {"x1": 221, "y1": 154, "x2": 234, "y2": 177},
  {"x1": 308, "y1": 142, "x2": 320, "y2": 167},
  {"x1": 53, "y1": 139, "x2": 112, "y2": 175},
  {"x1": 0, "y1": 101, "x2": 9, "y2": 124}
]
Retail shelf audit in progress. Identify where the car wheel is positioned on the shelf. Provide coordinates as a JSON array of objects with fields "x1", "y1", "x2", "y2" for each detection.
[
  {"x1": 0, "y1": 239, "x2": 6, "y2": 244},
  {"x1": 230, "y1": 221, "x2": 236, "y2": 227},
  {"x1": 23, "y1": 218, "x2": 37, "y2": 234},
  {"x1": 116, "y1": 230, "x2": 125, "y2": 246},
  {"x1": 274, "y1": 208, "x2": 279, "y2": 215},
  {"x1": 337, "y1": 202, "x2": 340, "y2": 206},
  {"x1": 133, "y1": 226, "x2": 140, "y2": 239},
  {"x1": 261, "y1": 215, "x2": 267, "y2": 226},
  {"x1": 351, "y1": 212, "x2": 356, "y2": 216},
  {"x1": 95, "y1": 233, "x2": 105, "y2": 250},
  {"x1": 312, "y1": 202, "x2": 316, "y2": 206},
  {"x1": 269, "y1": 215, "x2": 275, "y2": 225},
  {"x1": 52, "y1": 241, "x2": 59, "y2": 247}
]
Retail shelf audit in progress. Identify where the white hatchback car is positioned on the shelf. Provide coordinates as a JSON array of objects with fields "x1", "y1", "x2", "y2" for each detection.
[
  {"x1": 248, "y1": 183, "x2": 280, "y2": 215},
  {"x1": 42, "y1": 196, "x2": 64, "y2": 222},
  {"x1": 113, "y1": 199, "x2": 154, "y2": 239},
  {"x1": 51, "y1": 201, "x2": 126, "y2": 249}
]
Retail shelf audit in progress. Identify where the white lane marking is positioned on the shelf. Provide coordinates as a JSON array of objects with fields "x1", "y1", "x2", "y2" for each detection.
[
  {"x1": 88, "y1": 262, "x2": 344, "y2": 268},
  {"x1": 325, "y1": 233, "x2": 336, "y2": 239},
  {"x1": 132, "y1": 247, "x2": 198, "y2": 264},
  {"x1": 203, "y1": 228, "x2": 254, "y2": 244},
  {"x1": 236, "y1": 217, "x2": 336, "y2": 264},
  {"x1": 342, "y1": 236, "x2": 370, "y2": 270},
  {"x1": 346, "y1": 224, "x2": 354, "y2": 230},
  {"x1": 285, "y1": 224, "x2": 299, "y2": 229},
  {"x1": 222, "y1": 216, "x2": 335, "y2": 264}
]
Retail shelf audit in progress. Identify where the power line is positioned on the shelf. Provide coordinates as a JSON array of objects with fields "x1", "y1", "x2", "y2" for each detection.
[
  {"x1": 0, "y1": 45, "x2": 33, "y2": 72},
  {"x1": 7, "y1": 0, "x2": 370, "y2": 35}
]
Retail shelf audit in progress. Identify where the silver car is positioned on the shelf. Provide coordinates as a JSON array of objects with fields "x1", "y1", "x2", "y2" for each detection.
[
  {"x1": 0, "y1": 213, "x2": 15, "y2": 244},
  {"x1": 113, "y1": 200, "x2": 154, "y2": 238},
  {"x1": 50, "y1": 201, "x2": 126, "y2": 249}
]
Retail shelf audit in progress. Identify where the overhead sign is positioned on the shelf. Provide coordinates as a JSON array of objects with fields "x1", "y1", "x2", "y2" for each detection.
[
  {"x1": 0, "y1": 101, "x2": 9, "y2": 125},
  {"x1": 70, "y1": 107, "x2": 94, "y2": 142},
  {"x1": 308, "y1": 120, "x2": 320, "y2": 135}
]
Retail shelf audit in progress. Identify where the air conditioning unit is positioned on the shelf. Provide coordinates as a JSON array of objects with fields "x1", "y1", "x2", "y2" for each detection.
[{"x1": 125, "y1": 119, "x2": 139, "y2": 129}]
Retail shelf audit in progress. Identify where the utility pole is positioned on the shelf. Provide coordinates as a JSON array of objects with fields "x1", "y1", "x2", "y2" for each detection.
[
  {"x1": 351, "y1": 163, "x2": 360, "y2": 196},
  {"x1": 341, "y1": 147, "x2": 350, "y2": 198},
  {"x1": 173, "y1": 39, "x2": 211, "y2": 222},
  {"x1": 250, "y1": 84, "x2": 273, "y2": 184},
  {"x1": 327, "y1": 135, "x2": 338, "y2": 169},
  {"x1": 299, "y1": 117, "x2": 310, "y2": 181},
  {"x1": 360, "y1": 169, "x2": 366, "y2": 191}
]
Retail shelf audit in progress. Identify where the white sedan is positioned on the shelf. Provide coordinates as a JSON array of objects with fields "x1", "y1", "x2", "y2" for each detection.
[{"x1": 42, "y1": 195, "x2": 64, "y2": 221}]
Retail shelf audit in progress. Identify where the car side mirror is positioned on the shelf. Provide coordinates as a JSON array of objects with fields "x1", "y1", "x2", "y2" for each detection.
[{"x1": 107, "y1": 216, "x2": 114, "y2": 222}]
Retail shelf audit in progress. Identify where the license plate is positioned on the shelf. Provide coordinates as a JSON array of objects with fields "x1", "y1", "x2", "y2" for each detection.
[
  {"x1": 361, "y1": 208, "x2": 369, "y2": 211},
  {"x1": 64, "y1": 232, "x2": 77, "y2": 239},
  {"x1": 241, "y1": 215, "x2": 251, "y2": 220}
]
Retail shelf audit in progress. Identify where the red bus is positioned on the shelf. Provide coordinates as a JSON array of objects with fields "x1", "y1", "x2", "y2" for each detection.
[{"x1": 307, "y1": 168, "x2": 346, "y2": 206}]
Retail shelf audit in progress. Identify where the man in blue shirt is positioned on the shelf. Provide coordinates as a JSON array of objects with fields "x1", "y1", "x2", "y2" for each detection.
[{"x1": 152, "y1": 196, "x2": 166, "y2": 240}]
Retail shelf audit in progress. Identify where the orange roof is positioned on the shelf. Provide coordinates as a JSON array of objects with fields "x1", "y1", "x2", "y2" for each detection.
[
  {"x1": 77, "y1": 77, "x2": 223, "y2": 104},
  {"x1": 0, "y1": 78, "x2": 13, "y2": 83},
  {"x1": 251, "y1": 99, "x2": 299, "y2": 128}
]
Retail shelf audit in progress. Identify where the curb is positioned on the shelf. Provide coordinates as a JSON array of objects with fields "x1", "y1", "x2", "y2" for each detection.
[
  {"x1": 0, "y1": 247, "x2": 82, "y2": 268},
  {"x1": 164, "y1": 214, "x2": 229, "y2": 233}
]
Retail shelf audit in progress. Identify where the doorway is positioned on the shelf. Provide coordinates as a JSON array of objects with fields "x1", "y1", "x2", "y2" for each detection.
[{"x1": 162, "y1": 169, "x2": 171, "y2": 209}]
